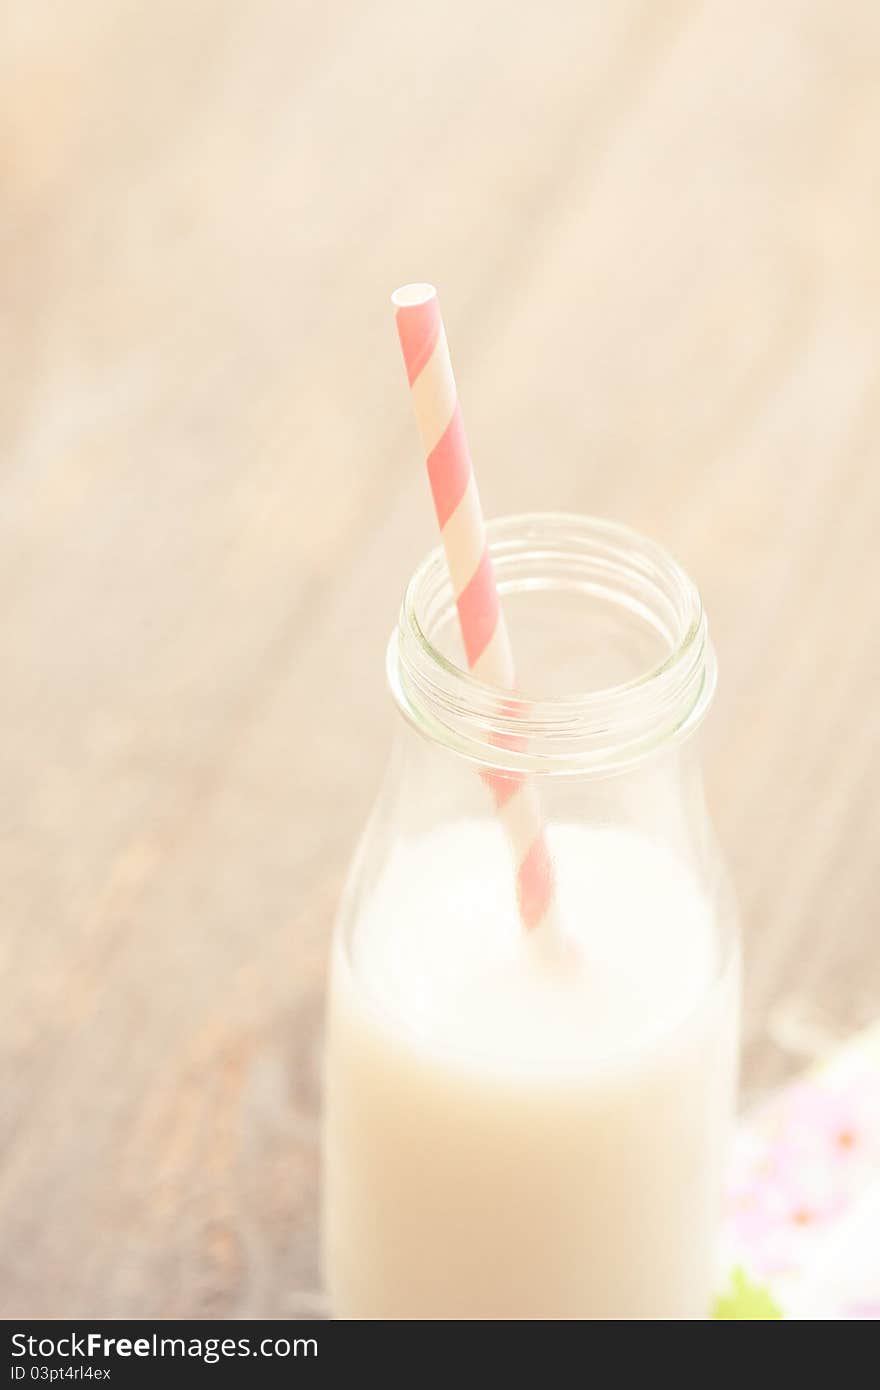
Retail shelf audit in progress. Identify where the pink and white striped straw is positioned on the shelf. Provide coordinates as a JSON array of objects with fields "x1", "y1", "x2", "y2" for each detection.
[{"x1": 392, "y1": 283, "x2": 556, "y2": 932}]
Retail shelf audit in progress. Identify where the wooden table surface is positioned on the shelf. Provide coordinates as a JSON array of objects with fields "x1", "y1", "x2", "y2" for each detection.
[{"x1": 2, "y1": 0, "x2": 879, "y2": 1318}]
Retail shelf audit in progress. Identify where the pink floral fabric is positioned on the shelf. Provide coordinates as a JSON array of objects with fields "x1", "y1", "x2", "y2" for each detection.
[{"x1": 717, "y1": 1022, "x2": 880, "y2": 1319}]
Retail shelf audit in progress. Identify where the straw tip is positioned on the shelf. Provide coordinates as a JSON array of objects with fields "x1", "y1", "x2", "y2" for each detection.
[{"x1": 391, "y1": 282, "x2": 437, "y2": 309}]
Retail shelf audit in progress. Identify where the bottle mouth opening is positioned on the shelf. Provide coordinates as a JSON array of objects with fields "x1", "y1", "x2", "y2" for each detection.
[{"x1": 388, "y1": 513, "x2": 716, "y2": 776}]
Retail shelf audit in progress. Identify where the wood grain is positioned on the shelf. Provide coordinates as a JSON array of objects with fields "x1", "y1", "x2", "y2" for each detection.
[{"x1": 1, "y1": 0, "x2": 878, "y2": 1317}]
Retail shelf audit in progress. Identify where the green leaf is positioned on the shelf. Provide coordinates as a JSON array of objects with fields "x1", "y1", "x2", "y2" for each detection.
[{"x1": 713, "y1": 1266, "x2": 784, "y2": 1320}]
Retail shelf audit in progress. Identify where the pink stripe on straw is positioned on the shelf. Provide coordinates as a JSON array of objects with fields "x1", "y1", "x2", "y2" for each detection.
[
  {"x1": 517, "y1": 836, "x2": 554, "y2": 932},
  {"x1": 395, "y1": 290, "x2": 442, "y2": 385},
  {"x1": 482, "y1": 767, "x2": 525, "y2": 809},
  {"x1": 456, "y1": 547, "x2": 501, "y2": 667},
  {"x1": 392, "y1": 282, "x2": 557, "y2": 934},
  {"x1": 427, "y1": 404, "x2": 472, "y2": 527}
]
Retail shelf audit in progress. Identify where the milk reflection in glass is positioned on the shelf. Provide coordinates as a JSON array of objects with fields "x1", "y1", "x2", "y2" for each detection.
[{"x1": 322, "y1": 516, "x2": 740, "y2": 1320}]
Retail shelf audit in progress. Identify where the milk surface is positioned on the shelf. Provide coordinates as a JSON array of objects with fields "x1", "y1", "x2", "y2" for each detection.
[{"x1": 323, "y1": 821, "x2": 738, "y2": 1319}]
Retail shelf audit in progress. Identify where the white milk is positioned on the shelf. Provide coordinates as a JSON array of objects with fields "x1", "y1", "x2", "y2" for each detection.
[{"x1": 323, "y1": 821, "x2": 738, "y2": 1320}]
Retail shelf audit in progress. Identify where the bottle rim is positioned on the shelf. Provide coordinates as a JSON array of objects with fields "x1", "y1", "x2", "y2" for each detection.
[{"x1": 388, "y1": 512, "x2": 717, "y2": 776}]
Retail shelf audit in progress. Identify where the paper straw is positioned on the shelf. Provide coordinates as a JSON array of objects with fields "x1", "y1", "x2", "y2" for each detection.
[{"x1": 392, "y1": 283, "x2": 556, "y2": 932}]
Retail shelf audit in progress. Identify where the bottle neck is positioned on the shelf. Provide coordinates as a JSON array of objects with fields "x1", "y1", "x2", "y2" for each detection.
[{"x1": 388, "y1": 513, "x2": 716, "y2": 777}]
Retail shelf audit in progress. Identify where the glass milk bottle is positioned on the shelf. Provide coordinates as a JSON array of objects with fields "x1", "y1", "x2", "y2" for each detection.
[{"x1": 322, "y1": 513, "x2": 740, "y2": 1320}]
